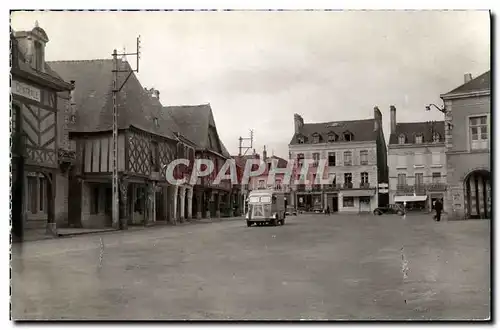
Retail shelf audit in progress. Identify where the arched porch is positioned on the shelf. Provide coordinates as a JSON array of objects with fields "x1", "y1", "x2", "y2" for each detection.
[{"x1": 464, "y1": 169, "x2": 491, "y2": 219}]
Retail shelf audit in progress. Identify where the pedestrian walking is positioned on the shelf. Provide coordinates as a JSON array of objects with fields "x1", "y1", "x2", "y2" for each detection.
[
  {"x1": 434, "y1": 198, "x2": 443, "y2": 222},
  {"x1": 326, "y1": 205, "x2": 330, "y2": 215}
]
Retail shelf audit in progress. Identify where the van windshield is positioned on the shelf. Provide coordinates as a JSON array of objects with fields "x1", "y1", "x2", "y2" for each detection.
[{"x1": 248, "y1": 196, "x2": 272, "y2": 203}]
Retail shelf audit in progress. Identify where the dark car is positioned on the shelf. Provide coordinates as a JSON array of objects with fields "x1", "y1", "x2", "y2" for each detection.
[
  {"x1": 285, "y1": 206, "x2": 298, "y2": 216},
  {"x1": 373, "y1": 204, "x2": 405, "y2": 216}
]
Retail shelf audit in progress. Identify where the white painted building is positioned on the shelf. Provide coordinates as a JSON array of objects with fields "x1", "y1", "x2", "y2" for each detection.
[
  {"x1": 288, "y1": 108, "x2": 389, "y2": 213},
  {"x1": 387, "y1": 105, "x2": 447, "y2": 212}
]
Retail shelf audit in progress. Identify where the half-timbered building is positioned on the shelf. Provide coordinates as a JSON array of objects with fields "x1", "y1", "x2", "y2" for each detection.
[
  {"x1": 165, "y1": 104, "x2": 244, "y2": 219},
  {"x1": 11, "y1": 25, "x2": 74, "y2": 240},
  {"x1": 48, "y1": 59, "x2": 195, "y2": 229}
]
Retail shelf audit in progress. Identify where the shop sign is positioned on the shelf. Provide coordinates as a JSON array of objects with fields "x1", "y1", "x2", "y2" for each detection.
[{"x1": 12, "y1": 80, "x2": 41, "y2": 102}]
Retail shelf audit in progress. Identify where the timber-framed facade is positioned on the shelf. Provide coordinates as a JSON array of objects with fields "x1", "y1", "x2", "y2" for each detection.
[{"x1": 11, "y1": 25, "x2": 74, "y2": 240}]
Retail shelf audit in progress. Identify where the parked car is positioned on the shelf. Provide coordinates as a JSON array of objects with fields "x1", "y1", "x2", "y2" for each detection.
[
  {"x1": 285, "y1": 206, "x2": 297, "y2": 216},
  {"x1": 373, "y1": 204, "x2": 405, "y2": 216}
]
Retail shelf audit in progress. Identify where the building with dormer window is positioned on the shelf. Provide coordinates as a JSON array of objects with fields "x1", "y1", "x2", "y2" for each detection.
[
  {"x1": 288, "y1": 108, "x2": 388, "y2": 214},
  {"x1": 387, "y1": 105, "x2": 447, "y2": 212},
  {"x1": 11, "y1": 24, "x2": 74, "y2": 241}
]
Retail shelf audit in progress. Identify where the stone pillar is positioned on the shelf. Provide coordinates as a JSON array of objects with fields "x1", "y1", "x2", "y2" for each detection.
[
  {"x1": 215, "y1": 193, "x2": 221, "y2": 218},
  {"x1": 187, "y1": 187, "x2": 193, "y2": 220},
  {"x1": 196, "y1": 190, "x2": 203, "y2": 219},
  {"x1": 179, "y1": 186, "x2": 186, "y2": 222},
  {"x1": 172, "y1": 185, "x2": 179, "y2": 224},
  {"x1": 119, "y1": 179, "x2": 129, "y2": 229}
]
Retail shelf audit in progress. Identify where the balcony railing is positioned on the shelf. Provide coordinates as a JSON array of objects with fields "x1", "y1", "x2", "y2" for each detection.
[
  {"x1": 359, "y1": 182, "x2": 370, "y2": 189},
  {"x1": 343, "y1": 182, "x2": 353, "y2": 189},
  {"x1": 396, "y1": 183, "x2": 447, "y2": 193},
  {"x1": 311, "y1": 184, "x2": 322, "y2": 191},
  {"x1": 296, "y1": 184, "x2": 306, "y2": 192}
]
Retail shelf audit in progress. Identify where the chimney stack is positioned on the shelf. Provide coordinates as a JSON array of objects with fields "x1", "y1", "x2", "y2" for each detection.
[
  {"x1": 294, "y1": 113, "x2": 304, "y2": 133},
  {"x1": 373, "y1": 106, "x2": 382, "y2": 131},
  {"x1": 262, "y1": 145, "x2": 267, "y2": 161},
  {"x1": 390, "y1": 105, "x2": 397, "y2": 134},
  {"x1": 464, "y1": 73, "x2": 473, "y2": 84}
]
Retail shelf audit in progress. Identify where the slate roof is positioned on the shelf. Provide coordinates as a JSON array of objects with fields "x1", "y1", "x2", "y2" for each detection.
[
  {"x1": 442, "y1": 71, "x2": 490, "y2": 96},
  {"x1": 289, "y1": 118, "x2": 377, "y2": 145},
  {"x1": 166, "y1": 104, "x2": 231, "y2": 158},
  {"x1": 388, "y1": 121, "x2": 445, "y2": 145},
  {"x1": 47, "y1": 59, "x2": 175, "y2": 139}
]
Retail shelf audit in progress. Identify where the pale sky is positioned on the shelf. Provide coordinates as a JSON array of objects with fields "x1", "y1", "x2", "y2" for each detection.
[{"x1": 11, "y1": 10, "x2": 490, "y2": 158}]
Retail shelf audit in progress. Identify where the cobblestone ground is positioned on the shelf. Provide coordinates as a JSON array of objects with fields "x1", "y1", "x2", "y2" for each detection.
[{"x1": 11, "y1": 214, "x2": 490, "y2": 320}]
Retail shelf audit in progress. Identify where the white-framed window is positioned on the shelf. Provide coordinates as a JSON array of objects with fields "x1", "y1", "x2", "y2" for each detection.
[
  {"x1": 415, "y1": 173, "x2": 424, "y2": 187},
  {"x1": 312, "y1": 152, "x2": 320, "y2": 167},
  {"x1": 344, "y1": 173, "x2": 352, "y2": 187},
  {"x1": 360, "y1": 150, "x2": 368, "y2": 165},
  {"x1": 275, "y1": 179, "x2": 282, "y2": 190},
  {"x1": 398, "y1": 173, "x2": 407, "y2": 186},
  {"x1": 343, "y1": 197, "x2": 354, "y2": 207},
  {"x1": 328, "y1": 152, "x2": 336, "y2": 166},
  {"x1": 414, "y1": 153, "x2": 424, "y2": 166},
  {"x1": 415, "y1": 133, "x2": 423, "y2": 144},
  {"x1": 312, "y1": 134, "x2": 320, "y2": 143},
  {"x1": 397, "y1": 155, "x2": 407, "y2": 167},
  {"x1": 361, "y1": 172, "x2": 369, "y2": 184},
  {"x1": 469, "y1": 115, "x2": 488, "y2": 150},
  {"x1": 258, "y1": 179, "x2": 266, "y2": 189},
  {"x1": 432, "y1": 172, "x2": 441, "y2": 183},
  {"x1": 433, "y1": 132, "x2": 441, "y2": 143},
  {"x1": 344, "y1": 151, "x2": 352, "y2": 166},
  {"x1": 431, "y1": 152, "x2": 442, "y2": 166},
  {"x1": 398, "y1": 134, "x2": 406, "y2": 144}
]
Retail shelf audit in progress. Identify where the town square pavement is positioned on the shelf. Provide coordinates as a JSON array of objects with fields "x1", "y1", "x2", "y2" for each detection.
[{"x1": 11, "y1": 213, "x2": 490, "y2": 320}]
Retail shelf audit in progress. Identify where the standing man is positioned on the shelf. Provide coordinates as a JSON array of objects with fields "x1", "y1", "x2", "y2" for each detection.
[{"x1": 434, "y1": 198, "x2": 443, "y2": 222}]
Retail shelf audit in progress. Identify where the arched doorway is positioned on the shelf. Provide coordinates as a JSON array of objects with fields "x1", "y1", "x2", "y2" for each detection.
[{"x1": 464, "y1": 169, "x2": 491, "y2": 219}]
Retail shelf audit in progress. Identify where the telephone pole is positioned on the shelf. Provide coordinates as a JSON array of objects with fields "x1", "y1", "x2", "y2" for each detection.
[
  {"x1": 238, "y1": 129, "x2": 254, "y2": 156},
  {"x1": 111, "y1": 36, "x2": 141, "y2": 229}
]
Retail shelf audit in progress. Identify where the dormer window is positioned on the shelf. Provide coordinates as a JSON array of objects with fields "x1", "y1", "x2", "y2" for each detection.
[
  {"x1": 297, "y1": 135, "x2": 305, "y2": 144},
  {"x1": 328, "y1": 132, "x2": 338, "y2": 143},
  {"x1": 415, "y1": 133, "x2": 423, "y2": 144},
  {"x1": 432, "y1": 132, "x2": 440, "y2": 143},
  {"x1": 398, "y1": 134, "x2": 406, "y2": 144},
  {"x1": 312, "y1": 133, "x2": 321, "y2": 144},
  {"x1": 343, "y1": 131, "x2": 353, "y2": 142}
]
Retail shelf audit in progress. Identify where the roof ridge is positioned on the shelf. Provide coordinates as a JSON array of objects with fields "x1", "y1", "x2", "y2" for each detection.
[
  {"x1": 163, "y1": 103, "x2": 210, "y2": 108},
  {"x1": 397, "y1": 120, "x2": 445, "y2": 125},
  {"x1": 303, "y1": 118, "x2": 375, "y2": 125},
  {"x1": 47, "y1": 59, "x2": 113, "y2": 64}
]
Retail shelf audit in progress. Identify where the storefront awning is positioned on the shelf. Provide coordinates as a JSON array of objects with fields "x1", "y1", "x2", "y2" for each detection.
[
  {"x1": 394, "y1": 195, "x2": 428, "y2": 203},
  {"x1": 341, "y1": 190, "x2": 375, "y2": 197}
]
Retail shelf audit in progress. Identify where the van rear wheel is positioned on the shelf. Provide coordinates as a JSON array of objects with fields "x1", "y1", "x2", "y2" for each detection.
[{"x1": 246, "y1": 221, "x2": 252, "y2": 227}]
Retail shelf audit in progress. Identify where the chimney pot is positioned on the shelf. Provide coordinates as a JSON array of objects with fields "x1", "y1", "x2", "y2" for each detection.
[{"x1": 464, "y1": 73, "x2": 473, "y2": 83}]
